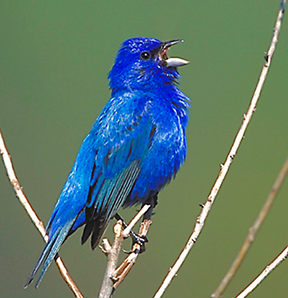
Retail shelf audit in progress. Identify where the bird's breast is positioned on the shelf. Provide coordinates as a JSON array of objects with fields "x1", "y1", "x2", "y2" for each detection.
[{"x1": 124, "y1": 106, "x2": 187, "y2": 206}]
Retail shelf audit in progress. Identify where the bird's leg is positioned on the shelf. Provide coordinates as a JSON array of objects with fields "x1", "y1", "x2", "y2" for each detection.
[
  {"x1": 114, "y1": 192, "x2": 158, "y2": 253},
  {"x1": 114, "y1": 213, "x2": 128, "y2": 229},
  {"x1": 114, "y1": 213, "x2": 148, "y2": 250},
  {"x1": 129, "y1": 231, "x2": 148, "y2": 252},
  {"x1": 112, "y1": 194, "x2": 157, "y2": 288},
  {"x1": 143, "y1": 192, "x2": 158, "y2": 221},
  {"x1": 132, "y1": 192, "x2": 157, "y2": 253}
]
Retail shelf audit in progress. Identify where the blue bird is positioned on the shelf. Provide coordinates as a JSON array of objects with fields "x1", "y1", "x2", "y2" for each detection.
[{"x1": 25, "y1": 37, "x2": 191, "y2": 288}]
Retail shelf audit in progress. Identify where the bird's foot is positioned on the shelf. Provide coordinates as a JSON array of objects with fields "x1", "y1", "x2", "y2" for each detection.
[
  {"x1": 115, "y1": 213, "x2": 148, "y2": 253},
  {"x1": 123, "y1": 231, "x2": 148, "y2": 254},
  {"x1": 131, "y1": 231, "x2": 148, "y2": 253}
]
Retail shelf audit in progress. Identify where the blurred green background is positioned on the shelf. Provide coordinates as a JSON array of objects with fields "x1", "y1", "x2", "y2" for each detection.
[{"x1": 1, "y1": 1, "x2": 287, "y2": 297}]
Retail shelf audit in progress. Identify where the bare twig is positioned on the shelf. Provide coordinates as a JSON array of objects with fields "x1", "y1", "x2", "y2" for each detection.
[
  {"x1": 154, "y1": 2, "x2": 286, "y2": 297},
  {"x1": 55, "y1": 258, "x2": 83, "y2": 298},
  {"x1": 99, "y1": 221, "x2": 124, "y2": 298},
  {"x1": 113, "y1": 217, "x2": 152, "y2": 289},
  {"x1": 122, "y1": 204, "x2": 150, "y2": 237},
  {"x1": 0, "y1": 131, "x2": 83, "y2": 298},
  {"x1": 212, "y1": 156, "x2": 288, "y2": 297},
  {"x1": 236, "y1": 246, "x2": 288, "y2": 298},
  {"x1": 99, "y1": 204, "x2": 152, "y2": 297}
]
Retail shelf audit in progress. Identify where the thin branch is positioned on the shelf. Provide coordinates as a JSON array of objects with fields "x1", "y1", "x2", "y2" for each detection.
[
  {"x1": 0, "y1": 131, "x2": 83, "y2": 298},
  {"x1": 113, "y1": 217, "x2": 152, "y2": 289},
  {"x1": 236, "y1": 246, "x2": 288, "y2": 298},
  {"x1": 122, "y1": 204, "x2": 150, "y2": 237},
  {"x1": 99, "y1": 204, "x2": 152, "y2": 297},
  {"x1": 54, "y1": 258, "x2": 83, "y2": 298},
  {"x1": 212, "y1": 156, "x2": 288, "y2": 297},
  {"x1": 99, "y1": 220, "x2": 124, "y2": 298},
  {"x1": 153, "y1": 2, "x2": 286, "y2": 297}
]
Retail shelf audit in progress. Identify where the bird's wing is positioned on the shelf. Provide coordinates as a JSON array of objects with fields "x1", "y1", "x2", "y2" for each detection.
[{"x1": 81, "y1": 97, "x2": 156, "y2": 249}]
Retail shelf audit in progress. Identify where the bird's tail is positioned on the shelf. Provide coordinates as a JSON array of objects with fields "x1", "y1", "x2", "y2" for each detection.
[{"x1": 24, "y1": 220, "x2": 74, "y2": 288}]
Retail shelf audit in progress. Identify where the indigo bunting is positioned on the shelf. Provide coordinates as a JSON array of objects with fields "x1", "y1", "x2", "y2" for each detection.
[{"x1": 25, "y1": 37, "x2": 190, "y2": 287}]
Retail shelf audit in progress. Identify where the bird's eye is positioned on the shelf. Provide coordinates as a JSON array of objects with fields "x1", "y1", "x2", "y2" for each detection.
[{"x1": 140, "y1": 51, "x2": 151, "y2": 60}]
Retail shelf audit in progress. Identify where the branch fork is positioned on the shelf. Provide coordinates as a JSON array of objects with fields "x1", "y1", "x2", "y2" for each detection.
[{"x1": 99, "y1": 204, "x2": 152, "y2": 297}]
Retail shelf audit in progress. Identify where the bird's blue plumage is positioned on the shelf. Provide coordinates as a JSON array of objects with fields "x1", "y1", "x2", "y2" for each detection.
[{"x1": 25, "y1": 37, "x2": 191, "y2": 287}]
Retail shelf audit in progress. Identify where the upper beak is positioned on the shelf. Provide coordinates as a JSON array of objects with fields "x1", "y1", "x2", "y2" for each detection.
[{"x1": 160, "y1": 39, "x2": 190, "y2": 68}]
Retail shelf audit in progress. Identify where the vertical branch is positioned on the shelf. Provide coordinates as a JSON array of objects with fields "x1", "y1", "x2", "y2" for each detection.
[
  {"x1": 212, "y1": 156, "x2": 288, "y2": 297},
  {"x1": 236, "y1": 246, "x2": 288, "y2": 298},
  {"x1": 0, "y1": 131, "x2": 83, "y2": 298},
  {"x1": 99, "y1": 221, "x2": 124, "y2": 298},
  {"x1": 154, "y1": 1, "x2": 286, "y2": 297},
  {"x1": 99, "y1": 204, "x2": 151, "y2": 297},
  {"x1": 113, "y1": 217, "x2": 152, "y2": 289}
]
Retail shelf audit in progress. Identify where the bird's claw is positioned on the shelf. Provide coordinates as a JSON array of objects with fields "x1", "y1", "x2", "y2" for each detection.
[
  {"x1": 122, "y1": 233, "x2": 148, "y2": 254},
  {"x1": 131, "y1": 233, "x2": 148, "y2": 253}
]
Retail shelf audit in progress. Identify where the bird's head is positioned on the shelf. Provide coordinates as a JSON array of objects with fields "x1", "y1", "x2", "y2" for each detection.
[{"x1": 108, "y1": 37, "x2": 189, "y2": 93}]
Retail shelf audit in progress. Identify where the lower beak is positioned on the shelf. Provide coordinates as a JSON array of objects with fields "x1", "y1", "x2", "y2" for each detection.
[{"x1": 160, "y1": 40, "x2": 190, "y2": 68}]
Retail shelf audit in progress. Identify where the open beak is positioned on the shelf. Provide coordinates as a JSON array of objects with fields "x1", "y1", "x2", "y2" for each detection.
[{"x1": 160, "y1": 39, "x2": 190, "y2": 68}]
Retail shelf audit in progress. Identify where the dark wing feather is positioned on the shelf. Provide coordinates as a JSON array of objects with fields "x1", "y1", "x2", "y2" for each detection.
[
  {"x1": 81, "y1": 101, "x2": 155, "y2": 249},
  {"x1": 81, "y1": 160, "x2": 140, "y2": 248}
]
